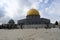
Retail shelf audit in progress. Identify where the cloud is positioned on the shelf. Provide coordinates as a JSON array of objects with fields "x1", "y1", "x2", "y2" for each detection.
[
  {"x1": 43, "y1": 0, "x2": 60, "y2": 23},
  {"x1": 0, "y1": 16, "x2": 10, "y2": 24},
  {"x1": 0, "y1": 7, "x2": 5, "y2": 18},
  {"x1": 0, "y1": 0, "x2": 60, "y2": 23}
]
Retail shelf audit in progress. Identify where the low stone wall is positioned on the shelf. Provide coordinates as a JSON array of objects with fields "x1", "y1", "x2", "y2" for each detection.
[
  {"x1": 22, "y1": 24, "x2": 47, "y2": 29},
  {"x1": 17, "y1": 24, "x2": 60, "y2": 29}
]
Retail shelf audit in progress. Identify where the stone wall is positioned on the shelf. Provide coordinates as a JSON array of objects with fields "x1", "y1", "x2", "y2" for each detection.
[
  {"x1": 17, "y1": 24, "x2": 60, "y2": 29},
  {"x1": 22, "y1": 24, "x2": 47, "y2": 29}
]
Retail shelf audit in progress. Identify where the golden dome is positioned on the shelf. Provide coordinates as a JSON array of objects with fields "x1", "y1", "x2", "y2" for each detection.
[{"x1": 27, "y1": 9, "x2": 39, "y2": 16}]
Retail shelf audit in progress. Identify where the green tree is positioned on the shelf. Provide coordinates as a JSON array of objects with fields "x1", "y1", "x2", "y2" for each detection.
[{"x1": 55, "y1": 21, "x2": 58, "y2": 25}]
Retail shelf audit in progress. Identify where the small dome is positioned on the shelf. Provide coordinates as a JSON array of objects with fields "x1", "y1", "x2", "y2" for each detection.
[{"x1": 27, "y1": 9, "x2": 40, "y2": 16}]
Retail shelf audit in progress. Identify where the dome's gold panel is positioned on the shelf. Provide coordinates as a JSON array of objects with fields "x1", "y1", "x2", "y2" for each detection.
[{"x1": 27, "y1": 9, "x2": 39, "y2": 16}]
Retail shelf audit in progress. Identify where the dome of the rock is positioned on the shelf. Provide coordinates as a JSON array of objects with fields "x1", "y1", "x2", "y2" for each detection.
[{"x1": 18, "y1": 9, "x2": 50, "y2": 25}]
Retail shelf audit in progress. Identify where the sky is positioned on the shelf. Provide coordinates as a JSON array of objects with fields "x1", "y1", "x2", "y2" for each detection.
[{"x1": 0, "y1": 0, "x2": 60, "y2": 24}]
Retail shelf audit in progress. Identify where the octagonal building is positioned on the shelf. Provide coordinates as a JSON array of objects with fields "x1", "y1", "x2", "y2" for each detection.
[{"x1": 18, "y1": 9, "x2": 50, "y2": 25}]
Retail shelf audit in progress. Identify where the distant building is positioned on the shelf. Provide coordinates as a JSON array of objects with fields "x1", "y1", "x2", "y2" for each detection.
[
  {"x1": 18, "y1": 9, "x2": 50, "y2": 25},
  {"x1": 8, "y1": 19, "x2": 15, "y2": 24}
]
